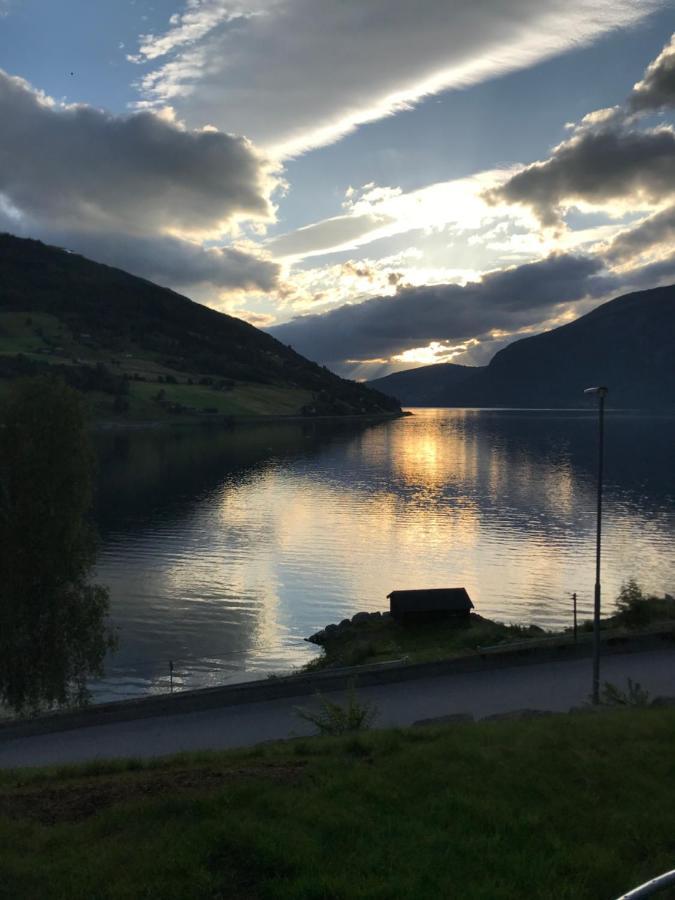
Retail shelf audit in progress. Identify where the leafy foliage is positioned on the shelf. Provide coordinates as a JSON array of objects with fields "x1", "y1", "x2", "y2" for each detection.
[
  {"x1": 600, "y1": 679, "x2": 651, "y2": 707},
  {"x1": 0, "y1": 377, "x2": 115, "y2": 712},
  {"x1": 615, "y1": 579, "x2": 651, "y2": 627},
  {"x1": 296, "y1": 682, "x2": 378, "y2": 735}
]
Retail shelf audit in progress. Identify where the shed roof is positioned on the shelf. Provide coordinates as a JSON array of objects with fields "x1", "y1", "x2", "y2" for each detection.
[{"x1": 387, "y1": 588, "x2": 473, "y2": 612}]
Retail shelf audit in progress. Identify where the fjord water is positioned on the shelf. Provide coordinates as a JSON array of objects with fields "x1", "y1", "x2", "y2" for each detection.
[{"x1": 92, "y1": 409, "x2": 675, "y2": 701}]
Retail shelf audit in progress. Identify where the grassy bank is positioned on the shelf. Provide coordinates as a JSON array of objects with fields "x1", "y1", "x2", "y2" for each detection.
[
  {"x1": 1, "y1": 710, "x2": 674, "y2": 898},
  {"x1": 304, "y1": 590, "x2": 675, "y2": 670},
  {"x1": 304, "y1": 613, "x2": 548, "y2": 670}
]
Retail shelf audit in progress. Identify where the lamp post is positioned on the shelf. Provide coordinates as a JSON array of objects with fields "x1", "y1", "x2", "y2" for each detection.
[{"x1": 584, "y1": 385, "x2": 608, "y2": 705}]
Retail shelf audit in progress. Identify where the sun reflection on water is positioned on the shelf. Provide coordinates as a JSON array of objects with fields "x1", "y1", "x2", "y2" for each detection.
[{"x1": 93, "y1": 409, "x2": 675, "y2": 700}]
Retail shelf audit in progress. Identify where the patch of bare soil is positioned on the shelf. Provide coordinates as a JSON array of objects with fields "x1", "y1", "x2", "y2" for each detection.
[{"x1": 0, "y1": 762, "x2": 306, "y2": 825}]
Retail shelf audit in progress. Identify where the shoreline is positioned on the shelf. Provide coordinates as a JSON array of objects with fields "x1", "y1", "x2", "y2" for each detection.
[
  {"x1": 2, "y1": 625, "x2": 673, "y2": 742},
  {"x1": 93, "y1": 409, "x2": 412, "y2": 431}
]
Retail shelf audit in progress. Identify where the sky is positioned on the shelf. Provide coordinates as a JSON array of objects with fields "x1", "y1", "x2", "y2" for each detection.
[{"x1": 2, "y1": 1, "x2": 675, "y2": 379}]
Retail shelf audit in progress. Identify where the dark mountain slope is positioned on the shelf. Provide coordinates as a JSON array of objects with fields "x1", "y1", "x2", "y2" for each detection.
[
  {"x1": 370, "y1": 283, "x2": 675, "y2": 409},
  {"x1": 368, "y1": 362, "x2": 482, "y2": 406},
  {"x1": 0, "y1": 234, "x2": 400, "y2": 419}
]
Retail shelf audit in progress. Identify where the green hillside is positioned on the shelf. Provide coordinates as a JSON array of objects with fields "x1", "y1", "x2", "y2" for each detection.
[{"x1": 0, "y1": 234, "x2": 401, "y2": 421}]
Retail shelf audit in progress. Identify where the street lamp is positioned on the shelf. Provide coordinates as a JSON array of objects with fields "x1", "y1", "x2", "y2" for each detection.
[{"x1": 584, "y1": 385, "x2": 608, "y2": 705}]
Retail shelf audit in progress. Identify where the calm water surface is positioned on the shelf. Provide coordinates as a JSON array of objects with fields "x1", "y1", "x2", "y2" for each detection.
[{"x1": 91, "y1": 409, "x2": 675, "y2": 702}]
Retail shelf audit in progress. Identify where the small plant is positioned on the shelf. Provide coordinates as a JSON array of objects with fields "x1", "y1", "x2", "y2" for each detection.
[
  {"x1": 295, "y1": 682, "x2": 378, "y2": 736},
  {"x1": 600, "y1": 679, "x2": 650, "y2": 707}
]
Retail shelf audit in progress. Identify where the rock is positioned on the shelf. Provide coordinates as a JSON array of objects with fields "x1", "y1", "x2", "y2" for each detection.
[
  {"x1": 483, "y1": 709, "x2": 556, "y2": 722},
  {"x1": 305, "y1": 630, "x2": 326, "y2": 645},
  {"x1": 338, "y1": 619, "x2": 352, "y2": 630},
  {"x1": 412, "y1": 713, "x2": 473, "y2": 727},
  {"x1": 351, "y1": 612, "x2": 372, "y2": 625},
  {"x1": 324, "y1": 623, "x2": 339, "y2": 637}
]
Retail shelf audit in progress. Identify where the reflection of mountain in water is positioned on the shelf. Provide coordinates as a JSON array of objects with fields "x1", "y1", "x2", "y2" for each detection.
[
  {"x1": 95, "y1": 420, "x2": 390, "y2": 529},
  {"x1": 92, "y1": 420, "x2": 392, "y2": 699}
]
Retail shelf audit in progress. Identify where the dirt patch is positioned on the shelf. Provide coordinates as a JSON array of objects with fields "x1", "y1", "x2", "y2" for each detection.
[{"x1": 0, "y1": 762, "x2": 306, "y2": 825}]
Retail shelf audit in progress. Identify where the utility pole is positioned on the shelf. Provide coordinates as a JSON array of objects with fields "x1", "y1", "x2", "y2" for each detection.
[{"x1": 584, "y1": 386, "x2": 608, "y2": 705}]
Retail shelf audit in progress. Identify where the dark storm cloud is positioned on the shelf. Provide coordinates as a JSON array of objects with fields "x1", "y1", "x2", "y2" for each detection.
[
  {"x1": 0, "y1": 213, "x2": 279, "y2": 294},
  {"x1": 269, "y1": 253, "x2": 611, "y2": 365},
  {"x1": 604, "y1": 205, "x2": 675, "y2": 264},
  {"x1": 487, "y1": 124, "x2": 675, "y2": 227},
  {"x1": 629, "y1": 33, "x2": 675, "y2": 113},
  {"x1": 55, "y1": 230, "x2": 280, "y2": 293},
  {"x1": 0, "y1": 69, "x2": 273, "y2": 237}
]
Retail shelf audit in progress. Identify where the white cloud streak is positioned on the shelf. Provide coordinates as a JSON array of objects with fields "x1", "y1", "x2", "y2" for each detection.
[{"x1": 133, "y1": 0, "x2": 663, "y2": 157}]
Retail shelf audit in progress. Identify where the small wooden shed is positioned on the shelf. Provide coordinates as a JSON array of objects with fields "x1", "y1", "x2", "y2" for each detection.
[{"x1": 387, "y1": 588, "x2": 474, "y2": 623}]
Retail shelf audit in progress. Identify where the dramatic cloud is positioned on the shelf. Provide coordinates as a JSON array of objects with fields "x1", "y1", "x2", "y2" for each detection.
[
  {"x1": 0, "y1": 69, "x2": 274, "y2": 239},
  {"x1": 270, "y1": 253, "x2": 612, "y2": 368},
  {"x1": 54, "y1": 231, "x2": 280, "y2": 293},
  {"x1": 133, "y1": 0, "x2": 661, "y2": 156},
  {"x1": 629, "y1": 33, "x2": 675, "y2": 112},
  {"x1": 604, "y1": 205, "x2": 675, "y2": 264},
  {"x1": 618, "y1": 251, "x2": 675, "y2": 289},
  {"x1": 490, "y1": 35, "x2": 675, "y2": 227},
  {"x1": 488, "y1": 124, "x2": 675, "y2": 227},
  {"x1": 1, "y1": 210, "x2": 280, "y2": 294}
]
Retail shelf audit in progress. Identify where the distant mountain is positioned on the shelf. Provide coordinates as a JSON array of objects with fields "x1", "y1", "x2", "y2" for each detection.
[
  {"x1": 368, "y1": 362, "x2": 482, "y2": 406},
  {"x1": 368, "y1": 283, "x2": 675, "y2": 409},
  {"x1": 0, "y1": 234, "x2": 400, "y2": 420}
]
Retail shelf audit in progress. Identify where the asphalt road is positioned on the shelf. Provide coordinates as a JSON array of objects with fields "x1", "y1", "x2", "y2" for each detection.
[{"x1": 1, "y1": 649, "x2": 673, "y2": 769}]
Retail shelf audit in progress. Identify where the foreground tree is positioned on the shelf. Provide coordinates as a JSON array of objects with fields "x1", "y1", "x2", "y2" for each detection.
[{"x1": 0, "y1": 377, "x2": 115, "y2": 713}]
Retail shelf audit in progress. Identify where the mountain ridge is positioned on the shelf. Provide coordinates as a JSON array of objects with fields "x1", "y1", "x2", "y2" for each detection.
[{"x1": 367, "y1": 283, "x2": 675, "y2": 409}]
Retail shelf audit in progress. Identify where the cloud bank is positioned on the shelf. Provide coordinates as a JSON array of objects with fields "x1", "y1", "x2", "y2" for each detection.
[
  {"x1": 487, "y1": 123, "x2": 675, "y2": 228},
  {"x1": 0, "y1": 68, "x2": 278, "y2": 294},
  {"x1": 270, "y1": 254, "x2": 611, "y2": 369},
  {"x1": 0, "y1": 69, "x2": 273, "y2": 237}
]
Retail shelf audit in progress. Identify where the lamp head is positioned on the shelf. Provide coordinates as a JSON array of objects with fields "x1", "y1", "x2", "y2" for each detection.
[{"x1": 584, "y1": 386, "x2": 608, "y2": 398}]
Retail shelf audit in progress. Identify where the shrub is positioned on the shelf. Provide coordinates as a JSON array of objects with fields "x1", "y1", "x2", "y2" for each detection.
[
  {"x1": 296, "y1": 683, "x2": 378, "y2": 736},
  {"x1": 615, "y1": 579, "x2": 651, "y2": 628},
  {"x1": 601, "y1": 679, "x2": 650, "y2": 707}
]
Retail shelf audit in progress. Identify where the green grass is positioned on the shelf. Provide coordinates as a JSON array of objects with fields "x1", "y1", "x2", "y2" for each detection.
[
  {"x1": 305, "y1": 596, "x2": 675, "y2": 671},
  {"x1": 130, "y1": 380, "x2": 313, "y2": 418},
  {"x1": 1, "y1": 710, "x2": 674, "y2": 899},
  {"x1": 0, "y1": 311, "x2": 71, "y2": 355},
  {"x1": 0, "y1": 309, "x2": 325, "y2": 421}
]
